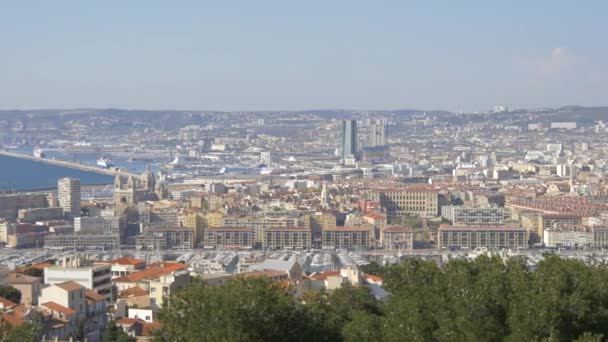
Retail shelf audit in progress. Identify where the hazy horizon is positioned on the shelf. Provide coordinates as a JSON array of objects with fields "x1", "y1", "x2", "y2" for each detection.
[{"x1": 1, "y1": 1, "x2": 607, "y2": 112}]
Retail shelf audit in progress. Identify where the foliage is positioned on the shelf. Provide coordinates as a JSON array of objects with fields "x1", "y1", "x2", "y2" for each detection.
[
  {"x1": 0, "y1": 321, "x2": 38, "y2": 342},
  {"x1": 103, "y1": 320, "x2": 136, "y2": 342},
  {"x1": 20, "y1": 267, "x2": 43, "y2": 278},
  {"x1": 157, "y1": 255, "x2": 608, "y2": 342},
  {"x1": 359, "y1": 261, "x2": 381, "y2": 275},
  {"x1": 156, "y1": 276, "x2": 323, "y2": 342},
  {"x1": 0, "y1": 285, "x2": 21, "y2": 303}
]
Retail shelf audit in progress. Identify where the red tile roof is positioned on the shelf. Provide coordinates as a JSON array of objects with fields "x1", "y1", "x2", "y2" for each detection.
[
  {"x1": 142, "y1": 321, "x2": 162, "y2": 336},
  {"x1": 15, "y1": 262, "x2": 53, "y2": 273},
  {"x1": 7, "y1": 272, "x2": 41, "y2": 284},
  {"x1": 56, "y1": 281, "x2": 84, "y2": 292},
  {"x1": 85, "y1": 290, "x2": 105, "y2": 302},
  {"x1": 110, "y1": 257, "x2": 146, "y2": 266},
  {"x1": 0, "y1": 306, "x2": 28, "y2": 326},
  {"x1": 383, "y1": 225, "x2": 412, "y2": 233},
  {"x1": 365, "y1": 274, "x2": 383, "y2": 283},
  {"x1": 363, "y1": 213, "x2": 385, "y2": 220},
  {"x1": 113, "y1": 262, "x2": 187, "y2": 283},
  {"x1": 119, "y1": 286, "x2": 149, "y2": 298},
  {"x1": 0, "y1": 296, "x2": 17, "y2": 308},
  {"x1": 324, "y1": 226, "x2": 371, "y2": 232},
  {"x1": 308, "y1": 271, "x2": 341, "y2": 280},
  {"x1": 41, "y1": 301, "x2": 76, "y2": 316},
  {"x1": 116, "y1": 317, "x2": 141, "y2": 325}
]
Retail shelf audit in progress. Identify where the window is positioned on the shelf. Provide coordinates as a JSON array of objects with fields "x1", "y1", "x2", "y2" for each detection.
[{"x1": 150, "y1": 287, "x2": 157, "y2": 293}]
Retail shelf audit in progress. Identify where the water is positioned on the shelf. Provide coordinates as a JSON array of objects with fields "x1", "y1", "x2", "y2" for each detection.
[
  {"x1": 0, "y1": 154, "x2": 114, "y2": 191},
  {"x1": 10, "y1": 148, "x2": 159, "y2": 174}
]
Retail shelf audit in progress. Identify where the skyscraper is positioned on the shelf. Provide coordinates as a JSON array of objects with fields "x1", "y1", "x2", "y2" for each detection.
[
  {"x1": 341, "y1": 120, "x2": 358, "y2": 160},
  {"x1": 58, "y1": 177, "x2": 81, "y2": 217},
  {"x1": 370, "y1": 121, "x2": 388, "y2": 147}
]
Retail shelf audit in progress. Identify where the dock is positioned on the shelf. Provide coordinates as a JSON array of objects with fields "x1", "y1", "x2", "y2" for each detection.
[{"x1": 0, "y1": 150, "x2": 141, "y2": 178}]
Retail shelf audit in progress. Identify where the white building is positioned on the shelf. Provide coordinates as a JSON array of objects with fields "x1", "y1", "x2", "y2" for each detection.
[
  {"x1": 550, "y1": 122, "x2": 577, "y2": 130},
  {"x1": 543, "y1": 228, "x2": 592, "y2": 248},
  {"x1": 44, "y1": 255, "x2": 112, "y2": 299},
  {"x1": 74, "y1": 216, "x2": 124, "y2": 235},
  {"x1": 556, "y1": 164, "x2": 577, "y2": 178}
]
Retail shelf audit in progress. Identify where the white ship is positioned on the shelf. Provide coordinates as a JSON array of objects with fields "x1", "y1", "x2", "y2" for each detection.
[
  {"x1": 97, "y1": 156, "x2": 114, "y2": 168},
  {"x1": 33, "y1": 147, "x2": 45, "y2": 158}
]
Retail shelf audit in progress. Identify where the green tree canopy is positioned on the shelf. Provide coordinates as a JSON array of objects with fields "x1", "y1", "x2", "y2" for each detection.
[
  {"x1": 0, "y1": 285, "x2": 21, "y2": 304},
  {"x1": 156, "y1": 276, "x2": 322, "y2": 342},
  {"x1": 156, "y1": 255, "x2": 608, "y2": 342}
]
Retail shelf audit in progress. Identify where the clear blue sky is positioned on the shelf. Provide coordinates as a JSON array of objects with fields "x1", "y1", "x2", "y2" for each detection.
[{"x1": 1, "y1": 1, "x2": 606, "y2": 112}]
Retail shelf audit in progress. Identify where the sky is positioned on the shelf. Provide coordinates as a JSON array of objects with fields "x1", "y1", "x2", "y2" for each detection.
[{"x1": 1, "y1": 1, "x2": 607, "y2": 112}]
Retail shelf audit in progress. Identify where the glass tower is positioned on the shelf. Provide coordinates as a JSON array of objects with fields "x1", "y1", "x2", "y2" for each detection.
[{"x1": 342, "y1": 120, "x2": 358, "y2": 160}]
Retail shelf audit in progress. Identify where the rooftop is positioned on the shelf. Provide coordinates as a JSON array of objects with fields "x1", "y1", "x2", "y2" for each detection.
[
  {"x1": 109, "y1": 257, "x2": 146, "y2": 266},
  {"x1": 324, "y1": 226, "x2": 372, "y2": 232},
  {"x1": 41, "y1": 301, "x2": 76, "y2": 316},
  {"x1": 113, "y1": 262, "x2": 187, "y2": 283},
  {"x1": 56, "y1": 281, "x2": 85, "y2": 292},
  {"x1": 8, "y1": 272, "x2": 41, "y2": 284}
]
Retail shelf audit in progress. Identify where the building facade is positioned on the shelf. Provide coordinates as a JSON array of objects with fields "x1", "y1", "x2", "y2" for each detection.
[
  {"x1": 342, "y1": 119, "x2": 358, "y2": 160},
  {"x1": 438, "y1": 226, "x2": 529, "y2": 250},
  {"x1": 322, "y1": 226, "x2": 372, "y2": 250},
  {"x1": 264, "y1": 227, "x2": 311, "y2": 250},
  {"x1": 441, "y1": 205, "x2": 505, "y2": 225},
  {"x1": 58, "y1": 177, "x2": 81, "y2": 217},
  {"x1": 382, "y1": 226, "x2": 414, "y2": 250},
  {"x1": 203, "y1": 227, "x2": 253, "y2": 249},
  {"x1": 369, "y1": 189, "x2": 439, "y2": 217}
]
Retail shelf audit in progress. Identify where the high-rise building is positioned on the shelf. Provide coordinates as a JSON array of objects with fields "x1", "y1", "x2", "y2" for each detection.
[
  {"x1": 341, "y1": 120, "x2": 358, "y2": 160},
  {"x1": 57, "y1": 178, "x2": 81, "y2": 217},
  {"x1": 370, "y1": 121, "x2": 388, "y2": 147}
]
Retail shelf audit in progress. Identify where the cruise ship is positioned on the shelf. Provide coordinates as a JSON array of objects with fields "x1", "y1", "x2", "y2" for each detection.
[
  {"x1": 97, "y1": 156, "x2": 114, "y2": 168},
  {"x1": 33, "y1": 147, "x2": 45, "y2": 158}
]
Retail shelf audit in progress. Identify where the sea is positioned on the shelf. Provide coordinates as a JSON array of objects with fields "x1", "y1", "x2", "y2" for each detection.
[
  {"x1": 0, "y1": 146, "x2": 165, "y2": 191},
  {"x1": 0, "y1": 154, "x2": 115, "y2": 191}
]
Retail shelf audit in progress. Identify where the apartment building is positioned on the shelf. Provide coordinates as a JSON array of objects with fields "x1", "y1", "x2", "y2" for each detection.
[
  {"x1": 382, "y1": 225, "x2": 414, "y2": 250},
  {"x1": 438, "y1": 225, "x2": 529, "y2": 250},
  {"x1": 0, "y1": 193, "x2": 48, "y2": 220},
  {"x1": 322, "y1": 226, "x2": 372, "y2": 250},
  {"x1": 38, "y1": 281, "x2": 107, "y2": 341},
  {"x1": 368, "y1": 189, "x2": 438, "y2": 217},
  {"x1": 223, "y1": 215, "x2": 299, "y2": 248},
  {"x1": 3, "y1": 223, "x2": 48, "y2": 248},
  {"x1": 264, "y1": 227, "x2": 311, "y2": 250},
  {"x1": 441, "y1": 205, "x2": 505, "y2": 225},
  {"x1": 180, "y1": 212, "x2": 206, "y2": 247},
  {"x1": 7, "y1": 273, "x2": 42, "y2": 305},
  {"x1": 44, "y1": 256, "x2": 112, "y2": 299},
  {"x1": 135, "y1": 227, "x2": 194, "y2": 250},
  {"x1": 543, "y1": 227, "x2": 592, "y2": 248},
  {"x1": 18, "y1": 207, "x2": 64, "y2": 222},
  {"x1": 44, "y1": 233, "x2": 121, "y2": 250},
  {"x1": 203, "y1": 226, "x2": 253, "y2": 249},
  {"x1": 112, "y1": 262, "x2": 190, "y2": 309}
]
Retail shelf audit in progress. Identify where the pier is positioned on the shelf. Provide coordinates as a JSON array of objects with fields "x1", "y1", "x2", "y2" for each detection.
[{"x1": 0, "y1": 150, "x2": 141, "y2": 178}]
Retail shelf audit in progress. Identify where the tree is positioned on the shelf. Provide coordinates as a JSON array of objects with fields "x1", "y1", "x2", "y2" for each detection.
[
  {"x1": 103, "y1": 320, "x2": 136, "y2": 342},
  {"x1": 359, "y1": 261, "x2": 381, "y2": 276},
  {"x1": 303, "y1": 285, "x2": 381, "y2": 341},
  {"x1": 342, "y1": 310, "x2": 383, "y2": 342},
  {"x1": 20, "y1": 268, "x2": 43, "y2": 278},
  {"x1": 0, "y1": 285, "x2": 21, "y2": 303},
  {"x1": 0, "y1": 321, "x2": 38, "y2": 342},
  {"x1": 157, "y1": 276, "x2": 321, "y2": 342}
]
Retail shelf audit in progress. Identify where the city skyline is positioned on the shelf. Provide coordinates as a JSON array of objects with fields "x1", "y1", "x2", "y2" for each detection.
[{"x1": 1, "y1": 1, "x2": 607, "y2": 112}]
